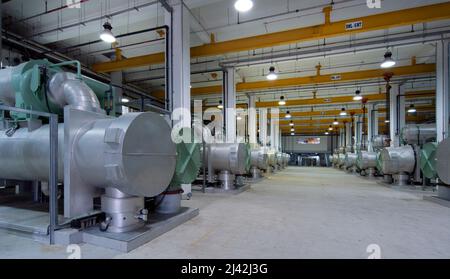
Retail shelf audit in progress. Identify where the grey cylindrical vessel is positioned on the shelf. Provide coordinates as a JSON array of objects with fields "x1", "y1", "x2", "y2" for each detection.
[
  {"x1": 0, "y1": 112, "x2": 177, "y2": 197},
  {"x1": 357, "y1": 151, "x2": 377, "y2": 169},
  {"x1": 379, "y1": 145, "x2": 416, "y2": 175},
  {"x1": 250, "y1": 148, "x2": 269, "y2": 170},
  {"x1": 0, "y1": 67, "x2": 16, "y2": 105},
  {"x1": 372, "y1": 135, "x2": 390, "y2": 151},
  {"x1": 203, "y1": 143, "x2": 248, "y2": 175},
  {"x1": 400, "y1": 124, "x2": 436, "y2": 145},
  {"x1": 436, "y1": 138, "x2": 450, "y2": 184},
  {"x1": 344, "y1": 153, "x2": 357, "y2": 168}
]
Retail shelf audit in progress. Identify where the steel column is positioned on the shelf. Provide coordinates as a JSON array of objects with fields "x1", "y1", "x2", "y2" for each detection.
[
  {"x1": 436, "y1": 40, "x2": 450, "y2": 143},
  {"x1": 223, "y1": 67, "x2": 237, "y2": 143},
  {"x1": 389, "y1": 84, "x2": 405, "y2": 147}
]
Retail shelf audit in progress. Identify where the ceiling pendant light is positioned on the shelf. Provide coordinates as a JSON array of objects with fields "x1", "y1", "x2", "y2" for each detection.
[
  {"x1": 100, "y1": 22, "x2": 116, "y2": 43},
  {"x1": 353, "y1": 90, "x2": 363, "y2": 101},
  {"x1": 408, "y1": 104, "x2": 417, "y2": 113},
  {"x1": 333, "y1": 118, "x2": 339, "y2": 125},
  {"x1": 380, "y1": 51, "x2": 396, "y2": 69},
  {"x1": 267, "y1": 66, "x2": 278, "y2": 81},
  {"x1": 289, "y1": 121, "x2": 294, "y2": 127},
  {"x1": 328, "y1": 125, "x2": 334, "y2": 131},
  {"x1": 285, "y1": 111, "x2": 292, "y2": 119},
  {"x1": 325, "y1": 131, "x2": 330, "y2": 135},
  {"x1": 234, "y1": 0, "x2": 253, "y2": 13},
  {"x1": 291, "y1": 132, "x2": 295, "y2": 136},
  {"x1": 278, "y1": 95, "x2": 286, "y2": 106},
  {"x1": 340, "y1": 108, "x2": 347, "y2": 116},
  {"x1": 217, "y1": 100, "x2": 224, "y2": 109},
  {"x1": 290, "y1": 128, "x2": 295, "y2": 132}
]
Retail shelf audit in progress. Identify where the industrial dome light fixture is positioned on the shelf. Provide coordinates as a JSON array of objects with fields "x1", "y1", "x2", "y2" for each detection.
[
  {"x1": 328, "y1": 125, "x2": 334, "y2": 131},
  {"x1": 333, "y1": 118, "x2": 339, "y2": 125},
  {"x1": 217, "y1": 100, "x2": 224, "y2": 109},
  {"x1": 267, "y1": 66, "x2": 278, "y2": 81},
  {"x1": 290, "y1": 128, "x2": 295, "y2": 132},
  {"x1": 340, "y1": 108, "x2": 347, "y2": 116},
  {"x1": 353, "y1": 90, "x2": 363, "y2": 101},
  {"x1": 100, "y1": 22, "x2": 116, "y2": 43},
  {"x1": 291, "y1": 132, "x2": 295, "y2": 136},
  {"x1": 121, "y1": 97, "x2": 130, "y2": 103},
  {"x1": 285, "y1": 111, "x2": 292, "y2": 119},
  {"x1": 289, "y1": 120, "x2": 294, "y2": 127},
  {"x1": 234, "y1": 0, "x2": 253, "y2": 13},
  {"x1": 385, "y1": 119, "x2": 390, "y2": 123},
  {"x1": 278, "y1": 95, "x2": 286, "y2": 106},
  {"x1": 408, "y1": 104, "x2": 417, "y2": 113},
  {"x1": 380, "y1": 50, "x2": 396, "y2": 69},
  {"x1": 325, "y1": 131, "x2": 330, "y2": 135}
]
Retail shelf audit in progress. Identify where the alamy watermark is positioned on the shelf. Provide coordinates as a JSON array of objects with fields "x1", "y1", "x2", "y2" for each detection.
[
  {"x1": 366, "y1": 244, "x2": 382, "y2": 259},
  {"x1": 66, "y1": 0, "x2": 81, "y2": 9}
]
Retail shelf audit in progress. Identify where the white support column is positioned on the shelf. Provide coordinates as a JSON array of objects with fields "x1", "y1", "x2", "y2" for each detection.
[
  {"x1": 223, "y1": 67, "x2": 237, "y2": 143},
  {"x1": 165, "y1": 0, "x2": 191, "y2": 195},
  {"x1": 389, "y1": 84, "x2": 405, "y2": 147},
  {"x1": 345, "y1": 122, "x2": 352, "y2": 151},
  {"x1": 166, "y1": 0, "x2": 191, "y2": 129},
  {"x1": 259, "y1": 108, "x2": 268, "y2": 147},
  {"x1": 248, "y1": 94, "x2": 257, "y2": 145},
  {"x1": 367, "y1": 104, "x2": 374, "y2": 151},
  {"x1": 110, "y1": 71, "x2": 126, "y2": 114},
  {"x1": 354, "y1": 115, "x2": 362, "y2": 151},
  {"x1": 436, "y1": 40, "x2": 450, "y2": 143},
  {"x1": 270, "y1": 108, "x2": 280, "y2": 151}
]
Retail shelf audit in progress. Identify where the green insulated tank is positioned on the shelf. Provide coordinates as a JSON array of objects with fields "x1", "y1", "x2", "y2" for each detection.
[
  {"x1": 245, "y1": 143, "x2": 251, "y2": 172},
  {"x1": 376, "y1": 151, "x2": 383, "y2": 173},
  {"x1": 420, "y1": 142, "x2": 438, "y2": 179},
  {"x1": 170, "y1": 142, "x2": 201, "y2": 187}
]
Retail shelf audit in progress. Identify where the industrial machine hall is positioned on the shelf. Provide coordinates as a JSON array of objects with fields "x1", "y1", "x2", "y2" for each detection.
[{"x1": 1, "y1": 0, "x2": 450, "y2": 260}]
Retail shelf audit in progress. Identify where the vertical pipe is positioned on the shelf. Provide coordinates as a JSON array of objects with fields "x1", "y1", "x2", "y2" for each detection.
[
  {"x1": 436, "y1": 40, "x2": 450, "y2": 143},
  {"x1": 49, "y1": 115, "x2": 58, "y2": 245}
]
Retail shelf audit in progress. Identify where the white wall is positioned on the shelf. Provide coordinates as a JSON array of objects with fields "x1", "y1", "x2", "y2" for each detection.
[{"x1": 282, "y1": 136, "x2": 331, "y2": 153}]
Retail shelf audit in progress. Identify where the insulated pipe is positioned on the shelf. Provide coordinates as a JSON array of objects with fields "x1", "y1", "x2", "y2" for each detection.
[
  {"x1": 400, "y1": 124, "x2": 437, "y2": 145},
  {"x1": 344, "y1": 153, "x2": 357, "y2": 168},
  {"x1": 48, "y1": 72, "x2": 103, "y2": 114}
]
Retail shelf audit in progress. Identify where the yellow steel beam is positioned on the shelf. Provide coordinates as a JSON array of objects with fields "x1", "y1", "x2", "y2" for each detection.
[
  {"x1": 256, "y1": 90, "x2": 434, "y2": 108},
  {"x1": 92, "y1": 2, "x2": 450, "y2": 72}
]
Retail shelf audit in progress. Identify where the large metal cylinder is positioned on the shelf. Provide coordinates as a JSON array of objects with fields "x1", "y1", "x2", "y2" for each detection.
[
  {"x1": 0, "y1": 112, "x2": 177, "y2": 197},
  {"x1": 379, "y1": 145, "x2": 416, "y2": 175},
  {"x1": 372, "y1": 135, "x2": 390, "y2": 151},
  {"x1": 344, "y1": 153, "x2": 357, "y2": 168},
  {"x1": 357, "y1": 151, "x2": 377, "y2": 170},
  {"x1": 250, "y1": 148, "x2": 269, "y2": 170},
  {"x1": 436, "y1": 138, "x2": 450, "y2": 184},
  {"x1": 400, "y1": 124, "x2": 436, "y2": 145},
  {"x1": 0, "y1": 67, "x2": 16, "y2": 105},
  {"x1": 203, "y1": 143, "x2": 248, "y2": 175}
]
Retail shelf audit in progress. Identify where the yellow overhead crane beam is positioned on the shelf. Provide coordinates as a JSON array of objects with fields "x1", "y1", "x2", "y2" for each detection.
[{"x1": 92, "y1": 2, "x2": 450, "y2": 73}]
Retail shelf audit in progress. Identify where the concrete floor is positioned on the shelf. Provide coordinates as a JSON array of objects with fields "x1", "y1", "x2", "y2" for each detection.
[{"x1": 1, "y1": 167, "x2": 450, "y2": 259}]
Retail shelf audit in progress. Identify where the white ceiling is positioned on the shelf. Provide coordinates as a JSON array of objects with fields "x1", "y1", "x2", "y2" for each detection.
[{"x1": 1, "y1": 0, "x2": 446, "y2": 119}]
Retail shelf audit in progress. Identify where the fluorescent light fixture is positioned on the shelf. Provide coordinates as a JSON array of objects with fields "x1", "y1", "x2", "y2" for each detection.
[
  {"x1": 217, "y1": 100, "x2": 224, "y2": 109},
  {"x1": 353, "y1": 90, "x2": 363, "y2": 101},
  {"x1": 100, "y1": 22, "x2": 116, "y2": 43},
  {"x1": 267, "y1": 66, "x2": 278, "y2": 81},
  {"x1": 278, "y1": 95, "x2": 286, "y2": 106},
  {"x1": 385, "y1": 120, "x2": 390, "y2": 123},
  {"x1": 333, "y1": 118, "x2": 339, "y2": 125},
  {"x1": 285, "y1": 111, "x2": 292, "y2": 119},
  {"x1": 234, "y1": 0, "x2": 253, "y2": 13},
  {"x1": 408, "y1": 104, "x2": 417, "y2": 113},
  {"x1": 121, "y1": 98, "x2": 130, "y2": 103},
  {"x1": 340, "y1": 108, "x2": 347, "y2": 116},
  {"x1": 380, "y1": 51, "x2": 396, "y2": 69}
]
